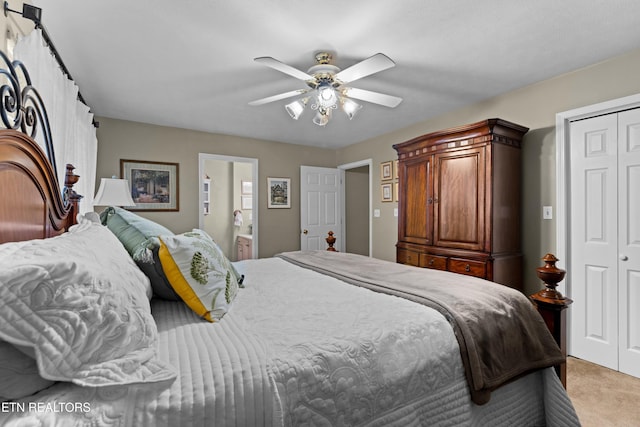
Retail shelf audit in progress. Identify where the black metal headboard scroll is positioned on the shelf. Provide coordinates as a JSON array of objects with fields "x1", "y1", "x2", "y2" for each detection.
[{"x1": 0, "y1": 49, "x2": 57, "y2": 178}]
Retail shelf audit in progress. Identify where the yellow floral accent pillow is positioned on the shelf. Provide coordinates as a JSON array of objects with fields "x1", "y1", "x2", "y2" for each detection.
[{"x1": 158, "y1": 229, "x2": 239, "y2": 322}]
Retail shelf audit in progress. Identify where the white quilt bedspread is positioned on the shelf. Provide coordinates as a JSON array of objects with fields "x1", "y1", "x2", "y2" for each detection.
[{"x1": 0, "y1": 257, "x2": 579, "y2": 426}]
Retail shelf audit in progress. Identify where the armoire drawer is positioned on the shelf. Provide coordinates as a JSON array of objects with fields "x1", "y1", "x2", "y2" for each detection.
[
  {"x1": 449, "y1": 258, "x2": 487, "y2": 278},
  {"x1": 397, "y1": 249, "x2": 420, "y2": 266},
  {"x1": 420, "y1": 254, "x2": 447, "y2": 270}
]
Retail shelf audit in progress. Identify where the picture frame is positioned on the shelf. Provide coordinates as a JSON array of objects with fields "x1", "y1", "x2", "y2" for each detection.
[
  {"x1": 267, "y1": 177, "x2": 290, "y2": 208},
  {"x1": 381, "y1": 182, "x2": 393, "y2": 202},
  {"x1": 241, "y1": 180, "x2": 252, "y2": 195},
  {"x1": 395, "y1": 181, "x2": 399, "y2": 202},
  {"x1": 380, "y1": 160, "x2": 393, "y2": 181},
  {"x1": 394, "y1": 160, "x2": 399, "y2": 179},
  {"x1": 241, "y1": 195, "x2": 252, "y2": 210},
  {"x1": 120, "y1": 159, "x2": 179, "y2": 211}
]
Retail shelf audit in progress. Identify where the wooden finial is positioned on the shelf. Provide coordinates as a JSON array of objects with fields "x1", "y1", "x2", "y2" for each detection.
[
  {"x1": 326, "y1": 231, "x2": 337, "y2": 251},
  {"x1": 535, "y1": 253, "x2": 568, "y2": 302}
]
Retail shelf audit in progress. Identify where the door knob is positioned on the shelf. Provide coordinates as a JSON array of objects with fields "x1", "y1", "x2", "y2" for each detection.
[
  {"x1": 619, "y1": 254, "x2": 629, "y2": 261},
  {"x1": 303, "y1": 229, "x2": 308, "y2": 234}
]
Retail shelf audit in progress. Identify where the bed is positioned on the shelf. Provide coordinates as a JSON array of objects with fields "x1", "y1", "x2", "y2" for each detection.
[{"x1": 0, "y1": 54, "x2": 580, "y2": 426}]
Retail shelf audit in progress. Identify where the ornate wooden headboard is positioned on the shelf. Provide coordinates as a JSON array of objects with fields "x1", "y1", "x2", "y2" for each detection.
[
  {"x1": 0, "y1": 51, "x2": 81, "y2": 244},
  {"x1": 0, "y1": 130, "x2": 80, "y2": 243}
]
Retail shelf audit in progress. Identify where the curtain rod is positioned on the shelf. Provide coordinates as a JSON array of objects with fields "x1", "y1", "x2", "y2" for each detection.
[{"x1": 4, "y1": 1, "x2": 98, "y2": 127}]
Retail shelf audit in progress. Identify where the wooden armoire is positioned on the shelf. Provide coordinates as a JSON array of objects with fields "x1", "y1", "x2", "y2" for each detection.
[{"x1": 393, "y1": 119, "x2": 528, "y2": 291}]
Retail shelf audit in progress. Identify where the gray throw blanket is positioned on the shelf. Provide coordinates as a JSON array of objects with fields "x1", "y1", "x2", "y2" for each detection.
[{"x1": 277, "y1": 250, "x2": 564, "y2": 405}]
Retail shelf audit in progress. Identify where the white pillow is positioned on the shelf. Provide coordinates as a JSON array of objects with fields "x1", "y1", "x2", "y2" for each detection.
[
  {"x1": 0, "y1": 341, "x2": 55, "y2": 400},
  {"x1": 0, "y1": 218, "x2": 176, "y2": 387}
]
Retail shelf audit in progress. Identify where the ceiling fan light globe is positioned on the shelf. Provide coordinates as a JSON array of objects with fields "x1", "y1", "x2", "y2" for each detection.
[
  {"x1": 317, "y1": 84, "x2": 338, "y2": 109},
  {"x1": 285, "y1": 99, "x2": 306, "y2": 120},
  {"x1": 313, "y1": 110, "x2": 331, "y2": 126},
  {"x1": 341, "y1": 98, "x2": 362, "y2": 120}
]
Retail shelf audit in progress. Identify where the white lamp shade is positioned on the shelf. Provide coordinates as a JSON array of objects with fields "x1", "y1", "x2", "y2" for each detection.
[{"x1": 93, "y1": 178, "x2": 136, "y2": 207}]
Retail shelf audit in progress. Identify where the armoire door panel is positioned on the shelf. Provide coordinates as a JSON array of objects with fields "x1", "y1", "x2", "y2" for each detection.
[
  {"x1": 401, "y1": 159, "x2": 432, "y2": 244},
  {"x1": 433, "y1": 147, "x2": 485, "y2": 250}
]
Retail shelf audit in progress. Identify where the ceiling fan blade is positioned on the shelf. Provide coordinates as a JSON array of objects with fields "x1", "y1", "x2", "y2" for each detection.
[
  {"x1": 254, "y1": 57, "x2": 314, "y2": 81},
  {"x1": 342, "y1": 87, "x2": 402, "y2": 108},
  {"x1": 248, "y1": 89, "x2": 311, "y2": 106},
  {"x1": 334, "y1": 53, "x2": 396, "y2": 84}
]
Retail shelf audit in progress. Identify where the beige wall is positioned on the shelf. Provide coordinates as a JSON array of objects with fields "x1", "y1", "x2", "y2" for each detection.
[
  {"x1": 95, "y1": 117, "x2": 336, "y2": 258},
  {"x1": 337, "y1": 47, "x2": 640, "y2": 294}
]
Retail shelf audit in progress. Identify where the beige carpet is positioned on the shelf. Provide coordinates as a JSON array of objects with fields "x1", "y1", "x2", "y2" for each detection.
[{"x1": 566, "y1": 357, "x2": 640, "y2": 426}]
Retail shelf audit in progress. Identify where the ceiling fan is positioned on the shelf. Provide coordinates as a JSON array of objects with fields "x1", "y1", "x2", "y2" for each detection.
[{"x1": 249, "y1": 52, "x2": 402, "y2": 126}]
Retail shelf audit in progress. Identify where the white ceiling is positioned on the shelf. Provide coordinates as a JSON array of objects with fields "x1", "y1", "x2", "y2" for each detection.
[{"x1": 29, "y1": 0, "x2": 640, "y2": 149}]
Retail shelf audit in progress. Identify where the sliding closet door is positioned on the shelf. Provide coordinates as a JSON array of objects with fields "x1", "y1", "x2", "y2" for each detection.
[{"x1": 569, "y1": 108, "x2": 640, "y2": 378}]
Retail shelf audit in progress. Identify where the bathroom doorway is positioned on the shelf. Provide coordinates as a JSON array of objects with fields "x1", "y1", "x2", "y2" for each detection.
[{"x1": 198, "y1": 153, "x2": 258, "y2": 261}]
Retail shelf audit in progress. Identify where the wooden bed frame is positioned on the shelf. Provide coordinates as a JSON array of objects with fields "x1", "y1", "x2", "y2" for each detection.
[{"x1": 0, "y1": 130, "x2": 80, "y2": 244}]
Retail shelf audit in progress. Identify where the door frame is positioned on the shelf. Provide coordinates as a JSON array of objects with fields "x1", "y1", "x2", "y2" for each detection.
[
  {"x1": 198, "y1": 153, "x2": 259, "y2": 259},
  {"x1": 555, "y1": 92, "x2": 640, "y2": 352},
  {"x1": 339, "y1": 159, "x2": 373, "y2": 256}
]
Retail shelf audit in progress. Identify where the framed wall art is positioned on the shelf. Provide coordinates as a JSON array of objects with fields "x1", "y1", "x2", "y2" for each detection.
[
  {"x1": 241, "y1": 180, "x2": 252, "y2": 195},
  {"x1": 267, "y1": 177, "x2": 290, "y2": 208},
  {"x1": 241, "y1": 195, "x2": 253, "y2": 210},
  {"x1": 381, "y1": 182, "x2": 393, "y2": 202},
  {"x1": 380, "y1": 160, "x2": 393, "y2": 181},
  {"x1": 121, "y1": 159, "x2": 179, "y2": 211}
]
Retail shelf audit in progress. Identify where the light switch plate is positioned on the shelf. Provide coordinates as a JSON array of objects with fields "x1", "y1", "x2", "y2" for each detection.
[
  {"x1": 543, "y1": 206, "x2": 553, "y2": 220},
  {"x1": 374, "y1": 209, "x2": 380, "y2": 218}
]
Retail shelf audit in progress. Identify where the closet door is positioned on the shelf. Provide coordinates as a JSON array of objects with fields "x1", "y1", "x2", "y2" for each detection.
[
  {"x1": 569, "y1": 114, "x2": 619, "y2": 370},
  {"x1": 617, "y1": 109, "x2": 640, "y2": 378},
  {"x1": 569, "y1": 109, "x2": 640, "y2": 378}
]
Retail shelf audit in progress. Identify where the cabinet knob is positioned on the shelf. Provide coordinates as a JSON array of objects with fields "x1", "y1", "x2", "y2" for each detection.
[
  {"x1": 303, "y1": 229, "x2": 308, "y2": 235},
  {"x1": 465, "y1": 264, "x2": 471, "y2": 272},
  {"x1": 428, "y1": 197, "x2": 433, "y2": 204},
  {"x1": 620, "y1": 254, "x2": 629, "y2": 261},
  {"x1": 429, "y1": 259, "x2": 434, "y2": 266}
]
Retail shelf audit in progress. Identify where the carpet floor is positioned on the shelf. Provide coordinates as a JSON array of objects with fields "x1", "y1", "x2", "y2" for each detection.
[{"x1": 566, "y1": 356, "x2": 640, "y2": 426}]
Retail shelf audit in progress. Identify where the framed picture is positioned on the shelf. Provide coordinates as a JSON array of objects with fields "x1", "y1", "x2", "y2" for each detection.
[
  {"x1": 267, "y1": 177, "x2": 290, "y2": 208},
  {"x1": 395, "y1": 182, "x2": 399, "y2": 202},
  {"x1": 241, "y1": 195, "x2": 252, "y2": 210},
  {"x1": 380, "y1": 161, "x2": 393, "y2": 181},
  {"x1": 241, "y1": 180, "x2": 252, "y2": 195},
  {"x1": 394, "y1": 160, "x2": 399, "y2": 179},
  {"x1": 120, "y1": 159, "x2": 179, "y2": 211},
  {"x1": 381, "y1": 182, "x2": 393, "y2": 202}
]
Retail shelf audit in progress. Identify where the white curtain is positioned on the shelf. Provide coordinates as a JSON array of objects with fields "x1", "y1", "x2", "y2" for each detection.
[{"x1": 13, "y1": 29, "x2": 97, "y2": 213}]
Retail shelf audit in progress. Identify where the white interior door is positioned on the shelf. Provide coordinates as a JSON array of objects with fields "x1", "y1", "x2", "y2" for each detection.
[
  {"x1": 570, "y1": 114, "x2": 619, "y2": 370},
  {"x1": 569, "y1": 109, "x2": 640, "y2": 377},
  {"x1": 617, "y1": 109, "x2": 640, "y2": 378},
  {"x1": 300, "y1": 166, "x2": 342, "y2": 251}
]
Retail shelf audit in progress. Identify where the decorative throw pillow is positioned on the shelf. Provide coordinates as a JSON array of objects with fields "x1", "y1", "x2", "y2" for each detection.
[
  {"x1": 158, "y1": 229, "x2": 240, "y2": 322},
  {"x1": 137, "y1": 246, "x2": 181, "y2": 300},
  {"x1": 0, "y1": 218, "x2": 176, "y2": 387},
  {"x1": 100, "y1": 206, "x2": 177, "y2": 300},
  {"x1": 0, "y1": 341, "x2": 55, "y2": 400},
  {"x1": 100, "y1": 206, "x2": 173, "y2": 260}
]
